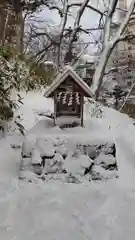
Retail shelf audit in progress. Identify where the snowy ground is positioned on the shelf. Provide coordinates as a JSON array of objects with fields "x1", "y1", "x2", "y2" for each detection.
[{"x1": 1, "y1": 90, "x2": 135, "y2": 240}]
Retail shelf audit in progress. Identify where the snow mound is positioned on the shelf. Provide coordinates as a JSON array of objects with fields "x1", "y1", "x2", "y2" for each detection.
[
  {"x1": 84, "y1": 100, "x2": 134, "y2": 139},
  {"x1": 1, "y1": 90, "x2": 135, "y2": 239}
]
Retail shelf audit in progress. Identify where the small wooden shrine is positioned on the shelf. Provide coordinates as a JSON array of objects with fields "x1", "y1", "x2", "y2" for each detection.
[{"x1": 44, "y1": 65, "x2": 93, "y2": 127}]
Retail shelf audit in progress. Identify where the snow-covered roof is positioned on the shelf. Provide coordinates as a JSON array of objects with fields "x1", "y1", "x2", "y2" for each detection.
[{"x1": 44, "y1": 65, "x2": 94, "y2": 98}]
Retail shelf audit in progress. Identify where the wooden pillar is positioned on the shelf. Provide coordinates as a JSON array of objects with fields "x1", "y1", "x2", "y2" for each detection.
[
  {"x1": 54, "y1": 92, "x2": 56, "y2": 126},
  {"x1": 81, "y1": 95, "x2": 84, "y2": 127}
]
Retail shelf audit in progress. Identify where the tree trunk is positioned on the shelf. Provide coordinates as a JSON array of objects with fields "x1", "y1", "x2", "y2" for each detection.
[
  {"x1": 15, "y1": 11, "x2": 23, "y2": 83},
  {"x1": 20, "y1": 12, "x2": 24, "y2": 54},
  {"x1": 1, "y1": 8, "x2": 9, "y2": 46},
  {"x1": 16, "y1": 11, "x2": 22, "y2": 54},
  {"x1": 91, "y1": 42, "x2": 115, "y2": 98},
  {"x1": 57, "y1": 0, "x2": 68, "y2": 66}
]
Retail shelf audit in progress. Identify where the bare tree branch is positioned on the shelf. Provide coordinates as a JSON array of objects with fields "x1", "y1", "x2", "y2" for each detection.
[
  {"x1": 46, "y1": 4, "x2": 63, "y2": 17},
  {"x1": 31, "y1": 31, "x2": 58, "y2": 45},
  {"x1": 64, "y1": 0, "x2": 90, "y2": 63},
  {"x1": 67, "y1": 2, "x2": 104, "y2": 16}
]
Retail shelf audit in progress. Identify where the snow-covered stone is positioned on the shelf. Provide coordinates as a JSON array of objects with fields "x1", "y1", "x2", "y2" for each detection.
[
  {"x1": 42, "y1": 153, "x2": 64, "y2": 175},
  {"x1": 87, "y1": 146, "x2": 97, "y2": 159},
  {"x1": 72, "y1": 148, "x2": 82, "y2": 158},
  {"x1": 21, "y1": 134, "x2": 36, "y2": 157},
  {"x1": 53, "y1": 153, "x2": 63, "y2": 166},
  {"x1": 20, "y1": 157, "x2": 31, "y2": 171},
  {"x1": 31, "y1": 148, "x2": 42, "y2": 165},
  {"x1": 53, "y1": 136, "x2": 68, "y2": 146},
  {"x1": 95, "y1": 153, "x2": 116, "y2": 166},
  {"x1": 100, "y1": 143, "x2": 116, "y2": 156},
  {"x1": 36, "y1": 138, "x2": 55, "y2": 158},
  {"x1": 55, "y1": 146, "x2": 68, "y2": 159},
  {"x1": 66, "y1": 174, "x2": 81, "y2": 184},
  {"x1": 32, "y1": 164, "x2": 43, "y2": 175},
  {"x1": 63, "y1": 154, "x2": 91, "y2": 177},
  {"x1": 45, "y1": 164, "x2": 59, "y2": 174},
  {"x1": 83, "y1": 142, "x2": 116, "y2": 159},
  {"x1": 91, "y1": 165, "x2": 118, "y2": 180},
  {"x1": 53, "y1": 137, "x2": 68, "y2": 158},
  {"x1": 31, "y1": 148, "x2": 43, "y2": 175}
]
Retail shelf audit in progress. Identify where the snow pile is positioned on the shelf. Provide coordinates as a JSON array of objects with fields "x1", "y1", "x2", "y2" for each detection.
[
  {"x1": 1, "y1": 91, "x2": 135, "y2": 239},
  {"x1": 16, "y1": 92, "x2": 118, "y2": 183},
  {"x1": 84, "y1": 100, "x2": 134, "y2": 138},
  {"x1": 8, "y1": 91, "x2": 121, "y2": 183}
]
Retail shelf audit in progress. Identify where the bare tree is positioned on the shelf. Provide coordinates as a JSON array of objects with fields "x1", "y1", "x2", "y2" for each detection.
[
  {"x1": 5, "y1": 0, "x2": 135, "y2": 99},
  {"x1": 64, "y1": 0, "x2": 90, "y2": 63},
  {"x1": 26, "y1": 0, "x2": 105, "y2": 66},
  {"x1": 91, "y1": 0, "x2": 135, "y2": 99}
]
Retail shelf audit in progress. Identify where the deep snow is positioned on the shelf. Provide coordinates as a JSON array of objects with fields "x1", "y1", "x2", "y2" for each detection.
[{"x1": 1, "y1": 90, "x2": 135, "y2": 240}]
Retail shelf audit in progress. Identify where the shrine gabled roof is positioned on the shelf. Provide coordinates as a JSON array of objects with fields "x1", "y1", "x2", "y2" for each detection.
[{"x1": 44, "y1": 65, "x2": 94, "y2": 98}]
